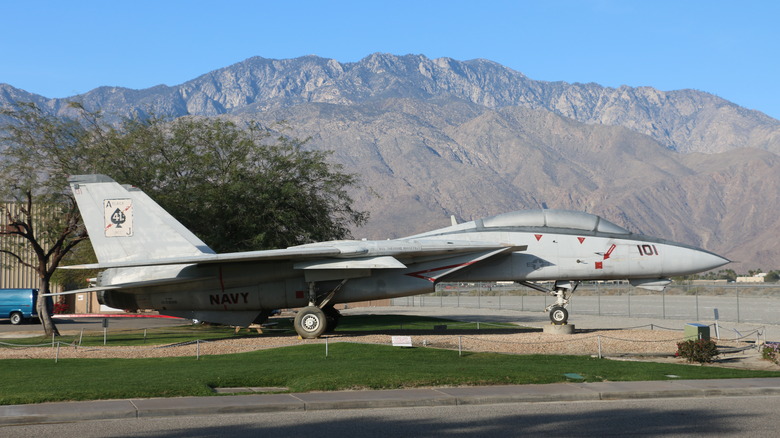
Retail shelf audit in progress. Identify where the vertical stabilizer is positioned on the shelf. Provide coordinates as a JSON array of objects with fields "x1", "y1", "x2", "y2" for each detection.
[{"x1": 69, "y1": 174, "x2": 215, "y2": 263}]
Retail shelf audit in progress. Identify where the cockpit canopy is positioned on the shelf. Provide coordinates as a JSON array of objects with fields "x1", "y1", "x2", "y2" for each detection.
[{"x1": 481, "y1": 209, "x2": 630, "y2": 235}]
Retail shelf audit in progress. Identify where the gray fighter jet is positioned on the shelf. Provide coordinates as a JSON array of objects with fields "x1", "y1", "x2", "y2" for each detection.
[{"x1": 59, "y1": 175, "x2": 729, "y2": 338}]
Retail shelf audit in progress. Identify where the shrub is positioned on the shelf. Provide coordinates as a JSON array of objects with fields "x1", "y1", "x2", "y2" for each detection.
[
  {"x1": 676, "y1": 339, "x2": 719, "y2": 363},
  {"x1": 53, "y1": 302, "x2": 69, "y2": 314},
  {"x1": 762, "y1": 342, "x2": 779, "y2": 365}
]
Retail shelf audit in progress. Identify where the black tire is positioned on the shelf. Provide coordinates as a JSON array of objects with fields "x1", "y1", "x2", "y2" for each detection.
[
  {"x1": 323, "y1": 306, "x2": 341, "y2": 332},
  {"x1": 549, "y1": 306, "x2": 568, "y2": 325},
  {"x1": 10, "y1": 312, "x2": 23, "y2": 325},
  {"x1": 294, "y1": 306, "x2": 327, "y2": 339}
]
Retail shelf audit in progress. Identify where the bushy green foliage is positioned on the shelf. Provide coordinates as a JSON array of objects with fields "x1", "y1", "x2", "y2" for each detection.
[
  {"x1": 676, "y1": 339, "x2": 719, "y2": 363},
  {"x1": 2, "y1": 103, "x2": 369, "y2": 256},
  {"x1": 762, "y1": 342, "x2": 779, "y2": 365},
  {"x1": 85, "y1": 116, "x2": 369, "y2": 252},
  {"x1": 764, "y1": 271, "x2": 780, "y2": 283}
]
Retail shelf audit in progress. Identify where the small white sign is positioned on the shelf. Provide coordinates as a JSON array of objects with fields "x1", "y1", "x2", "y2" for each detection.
[
  {"x1": 104, "y1": 199, "x2": 133, "y2": 237},
  {"x1": 391, "y1": 336, "x2": 413, "y2": 347}
]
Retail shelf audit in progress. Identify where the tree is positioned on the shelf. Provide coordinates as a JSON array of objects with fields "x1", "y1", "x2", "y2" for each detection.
[
  {"x1": 86, "y1": 116, "x2": 368, "y2": 252},
  {"x1": 1, "y1": 104, "x2": 369, "y2": 337},
  {"x1": 0, "y1": 103, "x2": 94, "y2": 337}
]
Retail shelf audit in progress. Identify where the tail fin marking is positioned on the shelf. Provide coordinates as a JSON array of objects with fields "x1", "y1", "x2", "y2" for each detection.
[{"x1": 70, "y1": 174, "x2": 215, "y2": 264}]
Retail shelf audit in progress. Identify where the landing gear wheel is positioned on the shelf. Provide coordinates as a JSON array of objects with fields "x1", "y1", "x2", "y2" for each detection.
[
  {"x1": 294, "y1": 306, "x2": 327, "y2": 339},
  {"x1": 549, "y1": 306, "x2": 568, "y2": 325}
]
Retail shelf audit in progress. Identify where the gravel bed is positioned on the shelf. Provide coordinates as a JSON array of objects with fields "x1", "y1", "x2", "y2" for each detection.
[{"x1": 0, "y1": 328, "x2": 721, "y2": 360}]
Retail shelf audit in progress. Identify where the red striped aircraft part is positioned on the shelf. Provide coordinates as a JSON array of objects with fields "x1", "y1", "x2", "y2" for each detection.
[
  {"x1": 577, "y1": 237, "x2": 586, "y2": 244},
  {"x1": 604, "y1": 244, "x2": 617, "y2": 260},
  {"x1": 534, "y1": 234, "x2": 543, "y2": 241},
  {"x1": 405, "y1": 260, "x2": 480, "y2": 282}
]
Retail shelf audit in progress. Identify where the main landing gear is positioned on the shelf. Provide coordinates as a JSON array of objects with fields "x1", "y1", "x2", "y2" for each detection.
[
  {"x1": 293, "y1": 281, "x2": 346, "y2": 339},
  {"x1": 519, "y1": 280, "x2": 579, "y2": 325},
  {"x1": 294, "y1": 306, "x2": 327, "y2": 338}
]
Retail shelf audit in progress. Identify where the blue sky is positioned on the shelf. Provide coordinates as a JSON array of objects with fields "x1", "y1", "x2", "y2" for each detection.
[{"x1": 2, "y1": 0, "x2": 778, "y2": 119}]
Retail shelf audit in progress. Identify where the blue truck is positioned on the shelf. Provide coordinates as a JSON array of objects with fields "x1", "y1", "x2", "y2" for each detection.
[{"x1": 0, "y1": 288, "x2": 49, "y2": 325}]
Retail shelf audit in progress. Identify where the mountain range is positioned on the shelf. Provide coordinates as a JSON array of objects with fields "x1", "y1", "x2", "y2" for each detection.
[{"x1": 2, "y1": 53, "x2": 779, "y2": 271}]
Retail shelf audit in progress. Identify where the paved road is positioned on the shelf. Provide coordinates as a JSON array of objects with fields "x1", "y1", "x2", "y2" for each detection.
[
  {"x1": 0, "y1": 314, "x2": 189, "y2": 337},
  {"x1": 3, "y1": 395, "x2": 780, "y2": 436},
  {"x1": 396, "y1": 292, "x2": 780, "y2": 325},
  {"x1": 357, "y1": 305, "x2": 780, "y2": 342}
]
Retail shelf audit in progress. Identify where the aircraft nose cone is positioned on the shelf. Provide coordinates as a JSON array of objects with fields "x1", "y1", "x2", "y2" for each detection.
[
  {"x1": 700, "y1": 252, "x2": 730, "y2": 271},
  {"x1": 685, "y1": 249, "x2": 730, "y2": 274}
]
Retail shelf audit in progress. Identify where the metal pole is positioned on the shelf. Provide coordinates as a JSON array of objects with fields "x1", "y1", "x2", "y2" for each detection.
[
  {"x1": 196, "y1": 339, "x2": 200, "y2": 360},
  {"x1": 458, "y1": 336, "x2": 462, "y2": 357},
  {"x1": 662, "y1": 289, "x2": 666, "y2": 319},
  {"x1": 695, "y1": 290, "x2": 699, "y2": 321},
  {"x1": 597, "y1": 283, "x2": 601, "y2": 316},
  {"x1": 598, "y1": 336, "x2": 602, "y2": 359},
  {"x1": 737, "y1": 290, "x2": 740, "y2": 323},
  {"x1": 521, "y1": 291, "x2": 524, "y2": 311}
]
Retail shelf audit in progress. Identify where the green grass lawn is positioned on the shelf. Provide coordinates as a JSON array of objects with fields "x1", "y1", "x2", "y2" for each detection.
[
  {"x1": 1, "y1": 343, "x2": 780, "y2": 405},
  {"x1": 2, "y1": 314, "x2": 779, "y2": 406}
]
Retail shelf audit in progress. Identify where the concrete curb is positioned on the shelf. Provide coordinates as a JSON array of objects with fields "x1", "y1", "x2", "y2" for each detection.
[{"x1": 2, "y1": 378, "x2": 779, "y2": 426}]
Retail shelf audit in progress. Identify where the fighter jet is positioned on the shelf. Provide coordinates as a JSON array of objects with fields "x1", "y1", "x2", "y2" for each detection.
[{"x1": 59, "y1": 174, "x2": 729, "y2": 338}]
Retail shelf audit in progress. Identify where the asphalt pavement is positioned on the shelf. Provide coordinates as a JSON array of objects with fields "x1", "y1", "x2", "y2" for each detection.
[{"x1": 2, "y1": 378, "x2": 780, "y2": 426}]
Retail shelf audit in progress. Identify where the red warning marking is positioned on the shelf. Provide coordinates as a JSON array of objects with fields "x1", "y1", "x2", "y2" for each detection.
[
  {"x1": 406, "y1": 261, "x2": 478, "y2": 282},
  {"x1": 595, "y1": 261, "x2": 603, "y2": 269},
  {"x1": 534, "y1": 234, "x2": 543, "y2": 241},
  {"x1": 577, "y1": 237, "x2": 586, "y2": 244},
  {"x1": 604, "y1": 244, "x2": 617, "y2": 260}
]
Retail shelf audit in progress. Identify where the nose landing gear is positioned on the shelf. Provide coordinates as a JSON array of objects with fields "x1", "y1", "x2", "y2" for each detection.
[{"x1": 519, "y1": 280, "x2": 579, "y2": 325}]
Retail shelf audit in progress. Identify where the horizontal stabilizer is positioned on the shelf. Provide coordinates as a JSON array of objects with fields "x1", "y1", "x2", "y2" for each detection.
[
  {"x1": 161, "y1": 310, "x2": 260, "y2": 326},
  {"x1": 59, "y1": 246, "x2": 346, "y2": 269},
  {"x1": 42, "y1": 276, "x2": 213, "y2": 296}
]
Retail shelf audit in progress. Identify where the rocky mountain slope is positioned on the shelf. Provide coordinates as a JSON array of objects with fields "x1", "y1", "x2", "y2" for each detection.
[{"x1": 2, "y1": 54, "x2": 778, "y2": 270}]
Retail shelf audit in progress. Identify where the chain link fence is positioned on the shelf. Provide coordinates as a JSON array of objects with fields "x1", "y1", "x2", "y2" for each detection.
[{"x1": 391, "y1": 282, "x2": 780, "y2": 325}]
